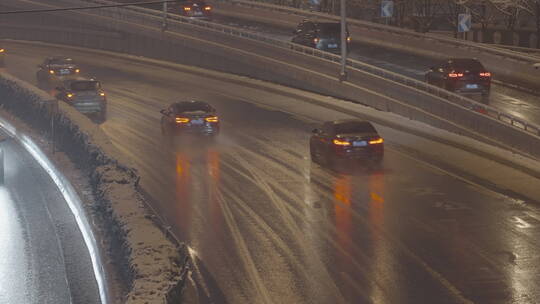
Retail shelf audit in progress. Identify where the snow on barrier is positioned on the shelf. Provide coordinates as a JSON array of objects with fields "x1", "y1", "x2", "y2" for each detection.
[{"x1": 0, "y1": 71, "x2": 189, "y2": 304}]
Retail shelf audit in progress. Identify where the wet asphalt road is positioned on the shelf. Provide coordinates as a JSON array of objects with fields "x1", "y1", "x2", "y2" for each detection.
[
  {"x1": 0, "y1": 132, "x2": 100, "y2": 304},
  {"x1": 3, "y1": 41, "x2": 540, "y2": 304}
]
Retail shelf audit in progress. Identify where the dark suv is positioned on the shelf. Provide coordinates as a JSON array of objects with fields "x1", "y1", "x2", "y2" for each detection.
[
  {"x1": 425, "y1": 58, "x2": 491, "y2": 98},
  {"x1": 292, "y1": 20, "x2": 350, "y2": 53},
  {"x1": 55, "y1": 77, "x2": 107, "y2": 120}
]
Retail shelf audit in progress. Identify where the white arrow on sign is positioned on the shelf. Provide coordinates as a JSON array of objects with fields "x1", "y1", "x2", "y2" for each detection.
[
  {"x1": 458, "y1": 13, "x2": 471, "y2": 32},
  {"x1": 381, "y1": 1, "x2": 393, "y2": 18}
]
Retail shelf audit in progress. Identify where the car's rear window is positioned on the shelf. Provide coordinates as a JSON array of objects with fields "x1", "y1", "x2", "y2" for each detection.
[
  {"x1": 50, "y1": 58, "x2": 75, "y2": 65},
  {"x1": 175, "y1": 102, "x2": 212, "y2": 112},
  {"x1": 70, "y1": 81, "x2": 100, "y2": 91},
  {"x1": 317, "y1": 23, "x2": 341, "y2": 35},
  {"x1": 450, "y1": 59, "x2": 484, "y2": 70},
  {"x1": 334, "y1": 121, "x2": 376, "y2": 134}
]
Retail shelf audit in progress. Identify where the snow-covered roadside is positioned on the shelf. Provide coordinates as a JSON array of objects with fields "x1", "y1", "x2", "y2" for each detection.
[{"x1": 0, "y1": 71, "x2": 189, "y2": 304}]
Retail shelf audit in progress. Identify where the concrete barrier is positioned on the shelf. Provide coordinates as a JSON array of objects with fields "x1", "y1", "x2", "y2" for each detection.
[{"x1": 0, "y1": 71, "x2": 189, "y2": 304}]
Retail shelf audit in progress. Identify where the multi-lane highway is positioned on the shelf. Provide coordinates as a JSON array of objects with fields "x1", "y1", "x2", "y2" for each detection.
[
  {"x1": 207, "y1": 3, "x2": 540, "y2": 124},
  {"x1": 3, "y1": 40, "x2": 540, "y2": 303},
  {"x1": 0, "y1": 130, "x2": 100, "y2": 304}
]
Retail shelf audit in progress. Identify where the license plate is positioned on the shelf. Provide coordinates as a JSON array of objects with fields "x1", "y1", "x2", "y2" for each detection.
[
  {"x1": 466, "y1": 84, "x2": 478, "y2": 89},
  {"x1": 353, "y1": 140, "x2": 367, "y2": 147},
  {"x1": 191, "y1": 119, "x2": 203, "y2": 125},
  {"x1": 193, "y1": 11, "x2": 203, "y2": 16},
  {"x1": 59, "y1": 69, "x2": 70, "y2": 75},
  {"x1": 328, "y1": 44, "x2": 338, "y2": 48}
]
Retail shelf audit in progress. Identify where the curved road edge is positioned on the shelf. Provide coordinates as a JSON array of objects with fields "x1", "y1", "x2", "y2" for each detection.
[{"x1": 0, "y1": 71, "x2": 190, "y2": 303}]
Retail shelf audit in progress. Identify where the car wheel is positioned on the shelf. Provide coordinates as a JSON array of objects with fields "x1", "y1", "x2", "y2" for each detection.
[
  {"x1": 325, "y1": 150, "x2": 336, "y2": 169},
  {"x1": 310, "y1": 146, "x2": 318, "y2": 163},
  {"x1": 161, "y1": 123, "x2": 168, "y2": 135}
]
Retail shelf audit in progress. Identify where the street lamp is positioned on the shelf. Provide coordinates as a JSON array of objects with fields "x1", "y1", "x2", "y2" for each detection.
[{"x1": 339, "y1": 0, "x2": 347, "y2": 81}]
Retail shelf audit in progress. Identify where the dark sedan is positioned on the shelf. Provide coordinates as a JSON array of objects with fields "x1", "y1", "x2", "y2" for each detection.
[
  {"x1": 37, "y1": 56, "x2": 81, "y2": 88},
  {"x1": 292, "y1": 20, "x2": 351, "y2": 54},
  {"x1": 425, "y1": 58, "x2": 491, "y2": 98},
  {"x1": 160, "y1": 101, "x2": 220, "y2": 136},
  {"x1": 310, "y1": 120, "x2": 383, "y2": 168},
  {"x1": 169, "y1": 1, "x2": 212, "y2": 19}
]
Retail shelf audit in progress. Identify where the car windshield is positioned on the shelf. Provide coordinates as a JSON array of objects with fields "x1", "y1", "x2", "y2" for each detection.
[
  {"x1": 450, "y1": 59, "x2": 484, "y2": 70},
  {"x1": 175, "y1": 102, "x2": 212, "y2": 113},
  {"x1": 334, "y1": 121, "x2": 376, "y2": 134},
  {"x1": 70, "y1": 81, "x2": 100, "y2": 91},
  {"x1": 317, "y1": 23, "x2": 341, "y2": 35},
  {"x1": 50, "y1": 58, "x2": 75, "y2": 65}
]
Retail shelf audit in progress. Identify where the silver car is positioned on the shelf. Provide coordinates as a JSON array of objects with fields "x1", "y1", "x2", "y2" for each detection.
[
  {"x1": 56, "y1": 77, "x2": 107, "y2": 121},
  {"x1": 0, "y1": 47, "x2": 5, "y2": 67}
]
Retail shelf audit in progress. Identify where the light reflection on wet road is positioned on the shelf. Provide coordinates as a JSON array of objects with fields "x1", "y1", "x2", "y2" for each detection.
[{"x1": 3, "y1": 41, "x2": 540, "y2": 304}]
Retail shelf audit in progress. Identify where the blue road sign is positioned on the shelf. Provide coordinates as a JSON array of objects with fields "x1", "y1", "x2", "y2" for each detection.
[
  {"x1": 458, "y1": 13, "x2": 471, "y2": 32},
  {"x1": 381, "y1": 1, "x2": 393, "y2": 18}
]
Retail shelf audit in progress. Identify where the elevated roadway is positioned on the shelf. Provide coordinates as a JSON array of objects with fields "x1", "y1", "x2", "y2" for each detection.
[{"x1": 3, "y1": 41, "x2": 540, "y2": 304}]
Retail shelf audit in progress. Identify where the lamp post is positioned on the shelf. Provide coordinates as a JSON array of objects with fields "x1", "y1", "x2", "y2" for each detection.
[
  {"x1": 339, "y1": 0, "x2": 347, "y2": 81},
  {"x1": 162, "y1": 0, "x2": 168, "y2": 31}
]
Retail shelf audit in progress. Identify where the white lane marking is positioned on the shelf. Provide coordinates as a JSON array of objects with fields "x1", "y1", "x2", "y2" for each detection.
[{"x1": 0, "y1": 118, "x2": 109, "y2": 304}]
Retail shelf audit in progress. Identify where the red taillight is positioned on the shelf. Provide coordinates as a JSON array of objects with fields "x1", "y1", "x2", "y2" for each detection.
[
  {"x1": 480, "y1": 72, "x2": 491, "y2": 77},
  {"x1": 176, "y1": 117, "x2": 190, "y2": 124},
  {"x1": 448, "y1": 73, "x2": 463, "y2": 78},
  {"x1": 333, "y1": 139, "x2": 350, "y2": 146},
  {"x1": 205, "y1": 116, "x2": 218, "y2": 123},
  {"x1": 369, "y1": 138, "x2": 384, "y2": 145},
  {"x1": 204, "y1": 5, "x2": 211, "y2": 11}
]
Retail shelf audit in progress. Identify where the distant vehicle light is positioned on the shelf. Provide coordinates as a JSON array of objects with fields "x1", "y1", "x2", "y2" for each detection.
[
  {"x1": 66, "y1": 93, "x2": 74, "y2": 98},
  {"x1": 204, "y1": 5, "x2": 212, "y2": 11},
  {"x1": 49, "y1": 70, "x2": 55, "y2": 74},
  {"x1": 333, "y1": 139, "x2": 350, "y2": 146},
  {"x1": 313, "y1": 38, "x2": 320, "y2": 44},
  {"x1": 448, "y1": 73, "x2": 463, "y2": 78},
  {"x1": 176, "y1": 117, "x2": 190, "y2": 124},
  {"x1": 183, "y1": 6, "x2": 191, "y2": 11},
  {"x1": 480, "y1": 72, "x2": 491, "y2": 77},
  {"x1": 347, "y1": 36, "x2": 351, "y2": 42},
  {"x1": 0, "y1": 48, "x2": 5, "y2": 53},
  {"x1": 99, "y1": 92, "x2": 106, "y2": 97},
  {"x1": 205, "y1": 116, "x2": 219, "y2": 122},
  {"x1": 75, "y1": 69, "x2": 80, "y2": 73},
  {"x1": 369, "y1": 138, "x2": 384, "y2": 145}
]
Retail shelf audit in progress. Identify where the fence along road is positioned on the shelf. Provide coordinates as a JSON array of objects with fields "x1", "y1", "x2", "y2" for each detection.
[{"x1": 3, "y1": 0, "x2": 540, "y2": 160}]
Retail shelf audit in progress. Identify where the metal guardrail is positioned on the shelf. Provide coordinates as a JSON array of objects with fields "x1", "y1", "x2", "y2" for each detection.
[
  {"x1": 219, "y1": 0, "x2": 540, "y2": 66},
  {"x1": 76, "y1": 0, "x2": 540, "y2": 138}
]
